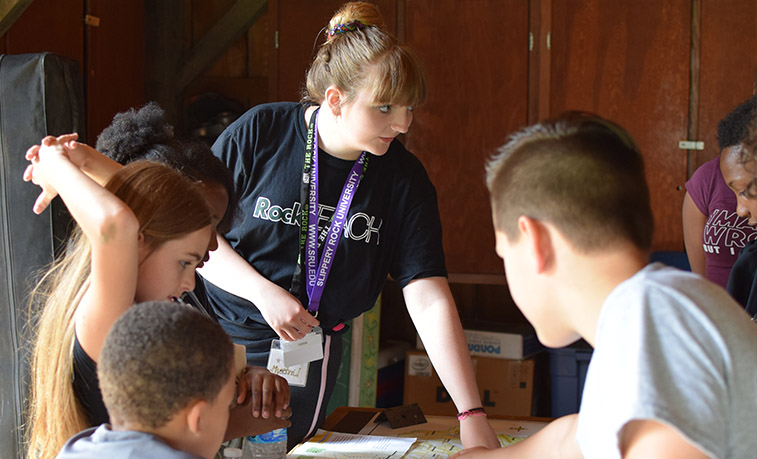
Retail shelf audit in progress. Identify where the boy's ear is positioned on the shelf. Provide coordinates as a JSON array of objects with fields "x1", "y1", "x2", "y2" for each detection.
[
  {"x1": 517, "y1": 216, "x2": 553, "y2": 274},
  {"x1": 324, "y1": 86, "x2": 343, "y2": 116},
  {"x1": 186, "y1": 399, "x2": 208, "y2": 436}
]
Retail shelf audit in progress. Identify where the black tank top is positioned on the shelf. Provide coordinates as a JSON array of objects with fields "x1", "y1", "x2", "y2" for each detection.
[{"x1": 72, "y1": 333, "x2": 109, "y2": 426}]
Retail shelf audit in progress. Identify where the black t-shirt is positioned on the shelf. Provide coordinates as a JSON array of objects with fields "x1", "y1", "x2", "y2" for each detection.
[
  {"x1": 726, "y1": 240, "x2": 757, "y2": 318},
  {"x1": 204, "y1": 102, "x2": 447, "y2": 332}
]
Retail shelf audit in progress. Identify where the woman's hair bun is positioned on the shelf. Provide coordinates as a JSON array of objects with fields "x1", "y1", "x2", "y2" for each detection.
[
  {"x1": 95, "y1": 102, "x2": 175, "y2": 164},
  {"x1": 328, "y1": 1, "x2": 385, "y2": 36}
]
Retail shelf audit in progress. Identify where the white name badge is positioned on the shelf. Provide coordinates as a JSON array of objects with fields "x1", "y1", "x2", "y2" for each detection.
[
  {"x1": 275, "y1": 326, "x2": 324, "y2": 367},
  {"x1": 265, "y1": 327, "x2": 324, "y2": 387},
  {"x1": 267, "y1": 347, "x2": 308, "y2": 387}
]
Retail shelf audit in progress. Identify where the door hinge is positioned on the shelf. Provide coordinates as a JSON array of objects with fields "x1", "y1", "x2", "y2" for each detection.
[
  {"x1": 84, "y1": 14, "x2": 100, "y2": 27},
  {"x1": 678, "y1": 140, "x2": 704, "y2": 150}
]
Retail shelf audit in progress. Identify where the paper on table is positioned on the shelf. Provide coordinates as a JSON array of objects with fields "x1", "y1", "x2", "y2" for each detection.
[{"x1": 287, "y1": 429, "x2": 416, "y2": 458}]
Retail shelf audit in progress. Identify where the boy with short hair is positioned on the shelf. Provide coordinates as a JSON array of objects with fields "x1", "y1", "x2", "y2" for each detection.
[
  {"x1": 456, "y1": 114, "x2": 757, "y2": 458},
  {"x1": 57, "y1": 301, "x2": 238, "y2": 459}
]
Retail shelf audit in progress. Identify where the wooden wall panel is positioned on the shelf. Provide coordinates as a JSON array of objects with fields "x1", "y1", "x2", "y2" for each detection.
[
  {"x1": 85, "y1": 0, "x2": 145, "y2": 142},
  {"x1": 695, "y1": 0, "x2": 757, "y2": 170},
  {"x1": 403, "y1": 0, "x2": 529, "y2": 274},
  {"x1": 272, "y1": 0, "x2": 397, "y2": 103},
  {"x1": 246, "y1": 6, "x2": 271, "y2": 82},
  {"x1": 184, "y1": 0, "x2": 271, "y2": 111},
  {"x1": 3, "y1": 0, "x2": 145, "y2": 143},
  {"x1": 550, "y1": 0, "x2": 691, "y2": 252},
  {"x1": 1, "y1": 0, "x2": 83, "y2": 69},
  {"x1": 192, "y1": 0, "x2": 248, "y2": 78}
]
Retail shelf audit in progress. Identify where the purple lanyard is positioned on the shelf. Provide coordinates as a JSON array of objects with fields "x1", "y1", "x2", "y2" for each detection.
[{"x1": 303, "y1": 109, "x2": 367, "y2": 314}]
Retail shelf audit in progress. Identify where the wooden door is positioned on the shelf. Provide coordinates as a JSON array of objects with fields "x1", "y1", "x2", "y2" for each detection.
[
  {"x1": 549, "y1": 0, "x2": 691, "y2": 251},
  {"x1": 403, "y1": 0, "x2": 530, "y2": 274},
  {"x1": 1, "y1": 0, "x2": 144, "y2": 144},
  {"x1": 0, "y1": 0, "x2": 84, "y2": 66},
  {"x1": 85, "y1": 0, "x2": 145, "y2": 140},
  {"x1": 694, "y1": 0, "x2": 757, "y2": 171}
]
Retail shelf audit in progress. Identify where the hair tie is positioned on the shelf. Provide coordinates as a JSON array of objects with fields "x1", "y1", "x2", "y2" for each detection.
[
  {"x1": 456, "y1": 407, "x2": 487, "y2": 421},
  {"x1": 327, "y1": 20, "x2": 365, "y2": 38}
]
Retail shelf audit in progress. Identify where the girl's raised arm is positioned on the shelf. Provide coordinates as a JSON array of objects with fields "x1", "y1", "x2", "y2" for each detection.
[
  {"x1": 24, "y1": 134, "x2": 123, "y2": 213},
  {"x1": 24, "y1": 136, "x2": 140, "y2": 361}
]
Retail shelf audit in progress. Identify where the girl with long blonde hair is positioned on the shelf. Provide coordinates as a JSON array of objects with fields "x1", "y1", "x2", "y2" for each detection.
[{"x1": 24, "y1": 136, "x2": 213, "y2": 459}]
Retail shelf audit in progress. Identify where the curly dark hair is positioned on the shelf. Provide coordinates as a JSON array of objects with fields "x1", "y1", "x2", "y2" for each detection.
[
  {"x1": 98, "y1": 301, "x2": 234, "y2": 428},
  {"x1": 96, "y1": 102, "x2": 238, "y2": 232},
  {"x1": 717, "y1": 95, "x2": 757, "y2": 150}
]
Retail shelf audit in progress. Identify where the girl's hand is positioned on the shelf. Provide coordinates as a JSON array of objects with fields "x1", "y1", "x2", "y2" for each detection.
[
  {"x1": 55, "y1": 132, "x2": 79, "y2": 148},
  {"x1": 57, "y1": 133, "x2": 102, "y2": 168},
  {"x1": 23, "y1": 136, "x2": 69, "y2": 214},
  {"x1": 255, "y1": 282, "x2": 320, "y2": 341}
]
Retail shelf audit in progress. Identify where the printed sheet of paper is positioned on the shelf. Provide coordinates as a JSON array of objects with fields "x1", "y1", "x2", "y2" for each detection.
[
  {"x1": 377, "y1": 423, "x2": 527, "y2": 458},
  {"x1": 369, "y1": 415, "x2": 547, "y2": 458},
  {"x1": 288, "y1": 416, "x2": 548, "y2": 458},
  {"x1": 287, "y1": 429, "x2": 416, "y2": 458}
]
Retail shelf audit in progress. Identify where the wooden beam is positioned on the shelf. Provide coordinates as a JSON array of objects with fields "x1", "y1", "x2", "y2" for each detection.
[
  {"x1": 0, "y1": 0, "x2": 33, "y2": 38},
  {"x1": 175, "y1": 0, "x2": 267, "y2": 93},
  {"x1": 145, "y1": 0, "x2": 185, "y2": 126}
]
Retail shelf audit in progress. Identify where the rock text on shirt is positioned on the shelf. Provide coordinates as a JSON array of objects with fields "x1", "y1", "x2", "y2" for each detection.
[{"x1": 252, "y1": 196, "x2": 383, "y2": 245}]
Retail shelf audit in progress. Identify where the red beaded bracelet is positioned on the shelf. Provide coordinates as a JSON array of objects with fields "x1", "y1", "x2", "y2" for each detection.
[{"x1": 457, "y1": 407, "x2": 487, "y2": 421}]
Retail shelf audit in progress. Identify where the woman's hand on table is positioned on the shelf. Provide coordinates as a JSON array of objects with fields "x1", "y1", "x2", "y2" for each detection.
[{"x1": 460, "y1": 414, "x2": 500, "y2": 449}]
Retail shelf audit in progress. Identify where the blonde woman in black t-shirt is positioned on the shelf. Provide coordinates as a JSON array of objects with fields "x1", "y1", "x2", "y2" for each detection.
[{"x1": 200, "y1": 1, "x2": 499, "y2": 450}]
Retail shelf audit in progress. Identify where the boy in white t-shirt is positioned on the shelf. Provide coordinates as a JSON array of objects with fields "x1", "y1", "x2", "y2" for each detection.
[{"x1": 455, "y1": 113, "x2": 757, "y2": 459}]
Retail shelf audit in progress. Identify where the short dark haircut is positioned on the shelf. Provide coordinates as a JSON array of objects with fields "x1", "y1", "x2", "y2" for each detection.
[
  {"x1": 96, "y1": 102, "x2": 238, "y2": 232},
  {"x1": 98, "y1": 301, "x2": 234, "y2": 428},
  {"x1": 717, "y1": 96, "x2": 757, "y2": 150},
  {"x1": 487, "y1": 112, "x2": 653, "y2": 253}
]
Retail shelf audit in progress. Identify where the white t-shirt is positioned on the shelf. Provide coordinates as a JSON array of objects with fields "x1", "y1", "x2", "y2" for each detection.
[{"x1": 576, "y1": 263, "x2": 757, "y2": 459}]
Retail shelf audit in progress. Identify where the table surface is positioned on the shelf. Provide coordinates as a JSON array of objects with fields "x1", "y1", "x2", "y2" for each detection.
[
  {"x1": 298, "y1": 407, "x2": 552, "y2": 458},
  {"x1": 323, "y1": 406, "x2": 551, "y2": 433}
]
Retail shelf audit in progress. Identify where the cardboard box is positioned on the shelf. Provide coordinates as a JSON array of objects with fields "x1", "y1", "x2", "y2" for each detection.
[
  {"x1": 416, "y1": 322, "x2": 543, "y2": 360},
  {"x1": 403, "y1": 350, "x2": 534, "y2": 418}
]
